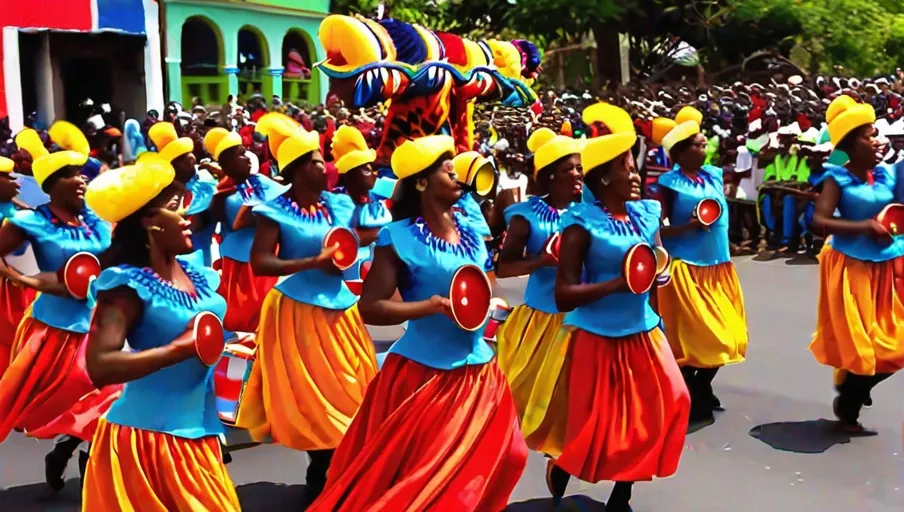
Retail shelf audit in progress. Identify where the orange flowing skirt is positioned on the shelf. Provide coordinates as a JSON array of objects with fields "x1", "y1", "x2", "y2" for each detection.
[
  {"x1": 309, "y1": 354, "x2": 528, "y2": 511},
  {"x1": 217, "y1": 257, "x2": 278, "y2": 333},
  {"x1": 0, "y1": 277, "x2": 36, "y2": 377},
  {"x1": 82, "y1": 418, "x2": 240, "y2": 512},
  {"x1": 0, "y1": 317, "x2": 121, "y2": 442},
  {"x1": 810, "y1": 246, "x2": 904, "y2": 375},
  {"x1": 532, "y1": 327, "x2": 689, "y2": 483},
  {"x1": 235, "y1": 290, "x2": 377, "y2": 450}
]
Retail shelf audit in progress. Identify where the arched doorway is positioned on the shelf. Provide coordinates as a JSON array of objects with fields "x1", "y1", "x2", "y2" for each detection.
[
  {"x1": 282, "y1": 29, "x2": 317, "y2": 105},
  {"x1": 180, "y1": 17, "x2": 225, "y2": 107},
  {"x1": 237, "y1": 26, "x2": 269, "y2": 100}
]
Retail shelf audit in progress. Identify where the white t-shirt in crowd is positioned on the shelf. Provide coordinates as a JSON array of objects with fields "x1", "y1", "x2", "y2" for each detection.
[{"x1": 497, "y1": 171, "x2": 528, "y2": 198}]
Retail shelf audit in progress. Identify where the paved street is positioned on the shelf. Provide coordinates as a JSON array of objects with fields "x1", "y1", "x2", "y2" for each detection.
[{"x1": 2, "y1": 256, "x2": 903, "y2": 511}]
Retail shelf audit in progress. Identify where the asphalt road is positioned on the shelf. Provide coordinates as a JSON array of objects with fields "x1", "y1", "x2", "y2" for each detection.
[{"x1": 2, "y1": 256, "x2": 903, "y2": 511}]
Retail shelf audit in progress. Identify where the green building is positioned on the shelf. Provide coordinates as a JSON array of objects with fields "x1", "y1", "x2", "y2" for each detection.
[{"x1": 161, "y1": 0, "x2": 328, "y2": 107}]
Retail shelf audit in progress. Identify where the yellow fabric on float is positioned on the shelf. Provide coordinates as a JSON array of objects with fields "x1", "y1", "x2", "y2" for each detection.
[
  {"x1": 235, "y1": 289, "x2": 377, "y2": 451},
  {"x1": 657, "y1": 260, "x2": 748, "y2": 368}
]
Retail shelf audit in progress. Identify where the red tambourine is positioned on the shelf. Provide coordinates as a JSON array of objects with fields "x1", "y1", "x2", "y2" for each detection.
[
  {"x1": 654, "y1": 246, "x2": 670, "y2": 275},
  {"x1": 622, "y1": 243, "x2": 658, "y2": 295},
  {"x1": 193, "y1": 312, "x2": 226, "y2": 367},
  {"x1": 58, "y1": 252, "x2": 101, "y2": 300},
  {"x1": 449, "y1": 264, "x2": 493, "y2": 332},
  {"x1": 694, "y1": 198, "x2": 723, "y2": 226},
  {"x1": 877, "y1": 203, "x2": 904, "y2": 236},
  {"x1": 544, "y1": 232, "x2": 561, "y2": 263},
  {"x1": 323, "y1": 227, "x2": 359, "y2": 271},
  {"x1": 482, "y1": 297, "x2": 512, "y2": 343},
  {"x1": 344, "y1": 260, "x2": 373, "y2": 296}
]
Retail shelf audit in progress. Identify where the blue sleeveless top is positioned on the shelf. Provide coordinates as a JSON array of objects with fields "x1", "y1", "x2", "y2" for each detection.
[
  {"x1": 184, "y1": 170, "x2": 218, "y2": 267},
  {"x1": 503, "y1": 195, "x2": 572, "y2": 314},
  {"x1": 220, "y1": 174, "x2": 289, "y2": 263},
  {"x1": 380, "y1": 195, "x2": 494, "y2": 370},
  {"x1": 562, "y1": 200, "x2": 662, "y2": 338},
  {"x1": 252, "y1": 191, "x2": 358, "y2": 310},
  {"x1": 8, "y1": 206, "x2": 111, "y2": 333},
  {"x1": 818, "y1": 163, "x2": 904, "y2": 262},
  {"x1": 336, "y1": 188, "x2": 393, "y2": 280},
  {"x1": 655, "y1": 165, "x2": 730, "y2": 267},
  {"x1": 93, "y1": 261, "x2": 225, "y2": 439}
]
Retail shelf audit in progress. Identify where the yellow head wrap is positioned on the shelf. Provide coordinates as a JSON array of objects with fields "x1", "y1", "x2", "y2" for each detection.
[
  {"x1": 0, "y1": 156, "x2": 13, "y2": 173},
  {"x1": 661, "y1": 121, "x2": 701, "y2": 155},
  {"x1": 582, "y1": 103, "x2": 634, "y2": 136},
  {"x1": 581, "y1": 132, "x2": 638, "y2": 175},
  {"x1": 255, "y1": 113, "x2": 319, "y2": 171},
  {"x1": 452, "y1": 151, "x2": 496, "y2": 196},
  {"x1": 331, "y1": 125, "x2": 376, "y2": 175},
  {"x1": 148, "y1": 122, "x2": 194, "y2": 163},
  {"x1": 32, "y1": 121, "x2": 91, "y2": 188},
  {"x1": 675, "y1": 106, "x2": 703, "y2": 126},
  {"x1": 203, "y1": 128, "x2": 229, "y2": 158},
  {"x1": 85, "y1": 155, "x2": 176, "y2": 224},
  {"x1": 827, "y1": 97, "x2": 876, "y2": 146},
  {"x1": 14, "y1": 129, "x2": 49, "y2": 160},
  {"x1": 391, "y1": 135, "x2": 455, "y2": 180},
  {"x1": 826, "y1": 95, "x2": 857, "y2": 125},
  {"x1": 527, "y1": 128, "x2": 579, "y2": 176},
  {"x1": 651, "y1": 118, "x2": 678, "y2": 146}
]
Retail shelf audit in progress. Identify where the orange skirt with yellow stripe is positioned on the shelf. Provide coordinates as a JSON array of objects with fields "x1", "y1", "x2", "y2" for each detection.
[
  {"x1": 309, "y1": 354, "x2": 528, "y2": 511},
  {"x1": 82, "y1": 418, "x2": 240, "y2": 512},
  {"x1": 810, "y1": 246, "x2": 904, "y2": 375},
  {"x1": 529, "y1": 327, "x2": 689, "y2": 483},
  {"x1": 235, "y1": 289, "x2": 377, "y2": 451}
]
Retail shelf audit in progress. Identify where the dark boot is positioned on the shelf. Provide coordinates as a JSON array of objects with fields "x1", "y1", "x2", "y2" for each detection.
[
  {"x1": 44, "y1": 436, "x2": 83, "y2": 491},
  {"x1": 545, "y1": 458, "x2": 570, "y2": 505},
  {"x1": 305, "y1": 449, "x2": 334, "y2": 503},
  {"x1": 78, "y1": 449, "x2": 89, "y2": 489},
  {"x1": 606, "y1": 481, "x2": 634, "y2": 512}
]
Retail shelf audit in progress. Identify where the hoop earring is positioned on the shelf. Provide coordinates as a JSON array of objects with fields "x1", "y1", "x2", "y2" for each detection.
[
  {"x1": 146, "y1": 226, "x2": 164, "y2": 233},
  {"x1": 415, "y1": 181, "x2": 427, "y2": 192}
]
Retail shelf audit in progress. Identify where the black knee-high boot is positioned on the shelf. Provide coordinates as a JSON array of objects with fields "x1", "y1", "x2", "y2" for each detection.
[
  {"x1": 696, "y1": 367, "x2": 721, "y2": 410},
  {"x1": 45, "y1": 435, "x2": 84, "y2": 491},
  {"x1": 305, "y1": 449, "x2": 334, "y2": 501},
  {"x1": 834, "y1": 372, "x2": 892, "y2": 429}
]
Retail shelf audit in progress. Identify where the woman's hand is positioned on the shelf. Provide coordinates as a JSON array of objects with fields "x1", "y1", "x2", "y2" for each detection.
[
  {"x1": 862, "y1": 219, "x2": 892, "y2": 243},
  {"x1": 426, "y1": 295, "x2": 453, "y2": 317},
  {"x1": 608, "y1": 275, "x2": 631, "y2": 294},
  {"x1": 688, "y1": 216, "x2": 710, "y2": 232},
  {"x1": 313, "y1": 244, "x2": 342, "y2": 274}
]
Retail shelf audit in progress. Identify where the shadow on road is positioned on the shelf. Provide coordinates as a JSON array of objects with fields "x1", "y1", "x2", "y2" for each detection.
[
  {"x1": 0, "y1": 480, "x2": 81, "y2": 512},
  {"x1": 506, "y1": 494, "x2": 606, "y2": 511},
  {"x1": 748, "y1": 418, "x2": 877, "y2": 454}
]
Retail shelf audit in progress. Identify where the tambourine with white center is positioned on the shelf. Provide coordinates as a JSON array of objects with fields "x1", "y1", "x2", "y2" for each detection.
[
  {"x1": 622, "y1": 243, "x2": 658, "y2": 295},
  {"x1": 654, "y1": 246, "x2": 672, "y2": 287},
  {"x1": 323, "y1": 227, "x2": 359, "y2": 271},
  {"x1": 694, "y1": 198, "x2": 722, "y2": 226},
  {"x1": 193, "y1": 312, "x2": 226, "y2": 367},
  {"x1": 58, "y1": 252, "x2": 101, "y2": 300},
  {"x1": 877, "y1": 203, "x2": 904, "y2": 236},
  {"x1": 449, "y1": 264, "x2": 493, "y2": 331},
  {"x1": 544, "y1": 232, "x2": 561, "y2": 263},
  {"x1": 482, "y1": 298, "x2": 512, "y2": 343}
]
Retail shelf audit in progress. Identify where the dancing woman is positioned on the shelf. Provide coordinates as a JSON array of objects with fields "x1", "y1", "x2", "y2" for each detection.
[
  {"x1": 809, "y1": 96, "x2": 904, "y2": 432},
  {"x1": 548, "y1": 129, "x2": 690, "y2": 511},
  {"x1": 330, "y1": 125, "x2": 391, "y2": 279},
  {"x1": 148, "y1": 122, "x2": 218, "y2": 267},
  {"x1": 0, "y1": 123, "x2": 119, "y2": 490},
  {"x1": 495, "y1": 127, "x2": 581, "y2": 452},
  {"x1": 654, "y1": 117, "x2": 748, "y2": 426},
  {"x1": 204, "y1": 127, "x2": 283, "y2": 334},
  {"x1": 0, "y1": 156, "x2": 36, "y2": 377},
  {"x1": 235, "y1": 118, "x2": 377, "y2": 501},
  {"x1": 81, "y1": 156, "x2": 240, "y2": 511},
  {"x1": 309, "y1": 135, "x2": 528, "y2": 511}
]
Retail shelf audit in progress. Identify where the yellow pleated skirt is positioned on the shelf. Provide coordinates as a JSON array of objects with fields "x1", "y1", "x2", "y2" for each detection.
[
  {"x1": 810, "y1": 246, "x2": 904, "y2": 376},
  {"x1": 82, "y1": 419, "x2": 240, "y2": 512},
  {"x1": 494, "y1": 305, "x2": 568, "y2": 452},
  {"x1": 657, "y1": 260, "x2": 748, "y2": 368},
  {"x1": 235, "y1": 289, "x2": 377, "y2": 451}
]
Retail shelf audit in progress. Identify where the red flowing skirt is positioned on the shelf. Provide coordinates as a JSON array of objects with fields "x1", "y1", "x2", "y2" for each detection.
[
  {"x1": 0, "y1": 277, "x2": 36, "y2": 377},
  {"x1": 553, "y1": 327, "x2": 690, "y2": 483},
  {"x1": 217, "y1": 257, "x2": 278, "y2": 333},
  {"x1": 0, "y1": 317, "x2": 121, "y2": 442},
  {"x1": 309, "y1": 354, "x2": 528, "y2": 512}
]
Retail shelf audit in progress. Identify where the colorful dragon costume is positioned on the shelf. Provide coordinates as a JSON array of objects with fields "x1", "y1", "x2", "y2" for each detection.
[{"x1": 316, "y1": 15, "x2": 542, "y2": 162}]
